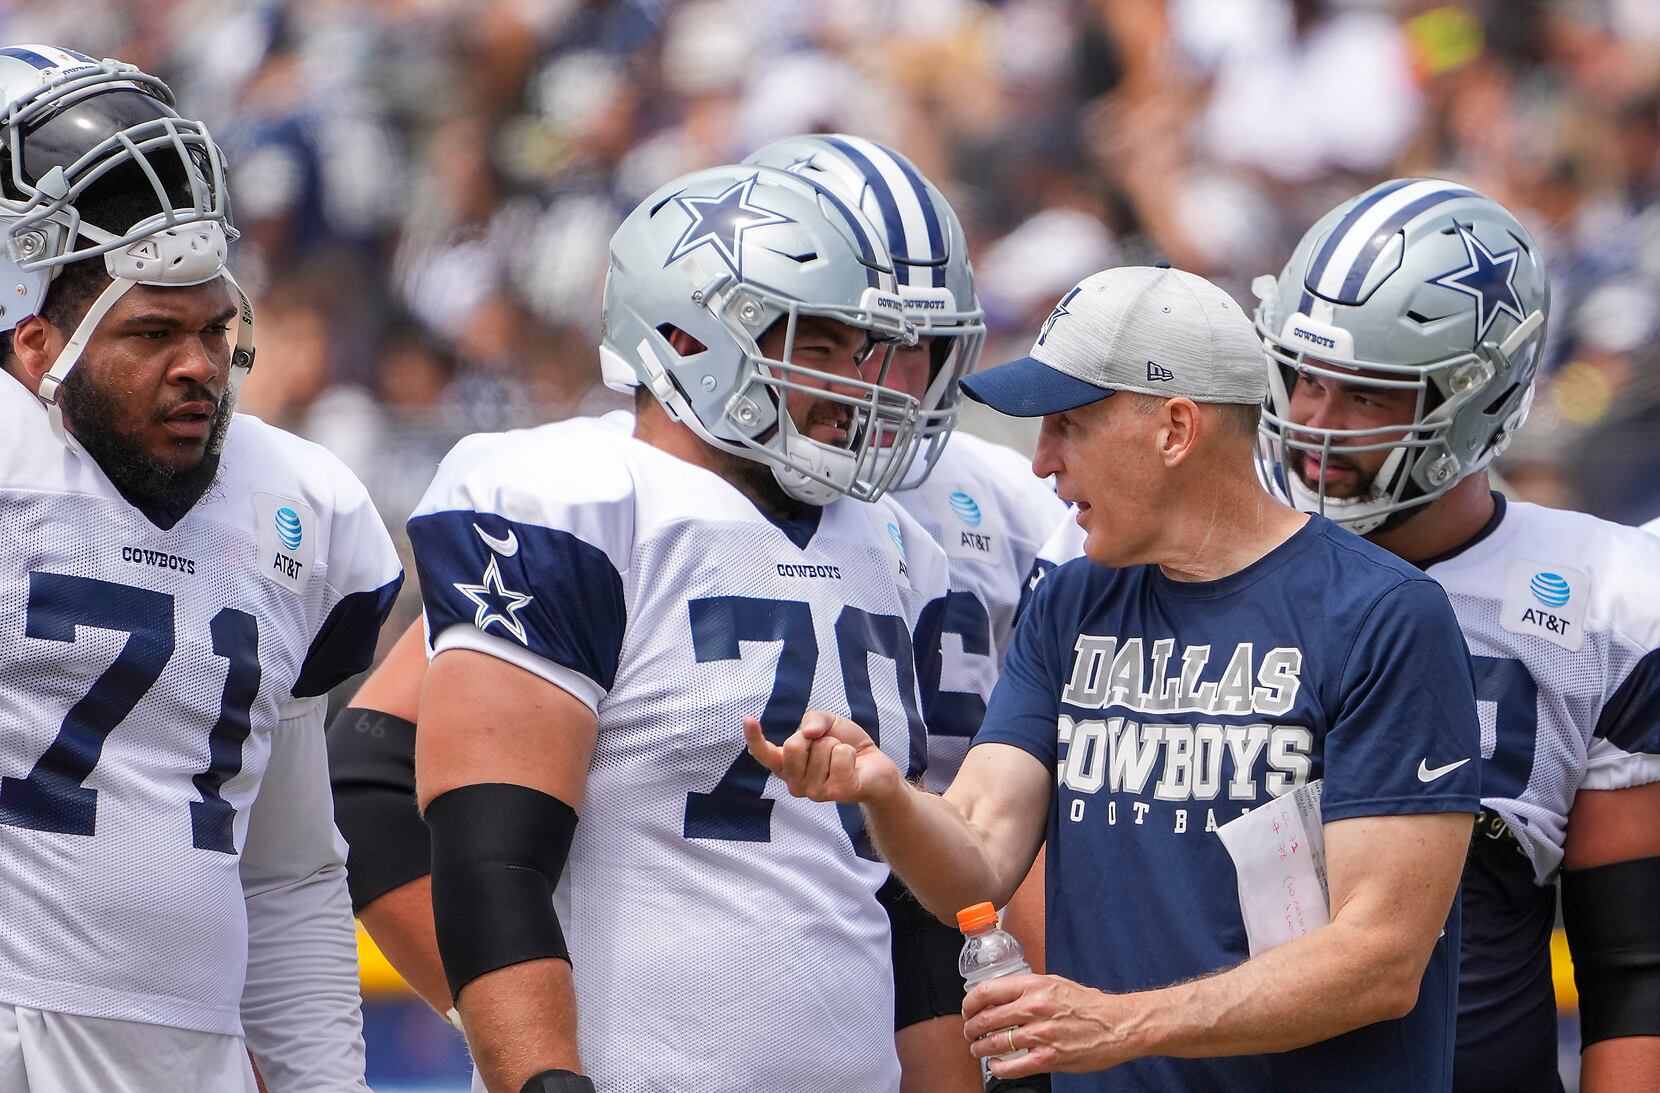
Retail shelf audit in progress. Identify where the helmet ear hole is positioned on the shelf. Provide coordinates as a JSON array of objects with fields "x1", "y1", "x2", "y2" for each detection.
[
  {"x1": 657, "y1": 325, "x2": 707, "y2": 357},
  {"x1": 1482, "y1": 383, "x2": 1519, "y2": 418}
]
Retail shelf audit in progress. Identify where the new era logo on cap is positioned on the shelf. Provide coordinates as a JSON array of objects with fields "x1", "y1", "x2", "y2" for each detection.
[{"x1": 1146, "y1": 361, "x2": 1174, "y2": 382}]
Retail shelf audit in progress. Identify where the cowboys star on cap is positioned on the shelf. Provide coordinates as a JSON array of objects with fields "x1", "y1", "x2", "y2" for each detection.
[
  {"x1": 664, "y1": 174, "x2": 795, "y2": 280},
  {"x1": 1430, "y1": 225, "x2": 1526, "y2": 342},
  {"x1": 1037, "y1": 285, "x2": 1082, "y2": 346},
  {"x1": 452, "y1": 556, "x2": 534, "y2": 645}
]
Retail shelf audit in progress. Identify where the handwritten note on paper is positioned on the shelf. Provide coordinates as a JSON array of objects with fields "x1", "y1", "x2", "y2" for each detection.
[{"x1": 1215, "y1": 779, "x2": 1330, "y2": 958}]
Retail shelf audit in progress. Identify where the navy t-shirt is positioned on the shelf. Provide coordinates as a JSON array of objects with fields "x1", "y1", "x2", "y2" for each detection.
[{"x1": 976, "y1": 515, "x2": 1481, "y2": 1092}]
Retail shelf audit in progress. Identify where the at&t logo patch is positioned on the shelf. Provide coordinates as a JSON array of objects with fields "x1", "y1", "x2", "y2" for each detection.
[
  {"x1": 254, "y1": 492, "x2": 316, "y2": 593},
  {"x1": 887, "y1": 522, "x2": 907, "y2": 562},
  {"x1": 931, "y1": 484, "x2": 997, "y2": 562},
  {"x1": 1501, "y1": 560, "x2": 1586, "y2": 652},
  {"x1": 1529, "y1": 572, "x2": 1570, "y2": 609},
  {"x1": 275, "y1": 506, "x2": 303, "y2": 550}
]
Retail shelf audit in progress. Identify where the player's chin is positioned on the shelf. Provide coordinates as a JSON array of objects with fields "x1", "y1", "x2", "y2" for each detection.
[
  {"x1": 1294, "y1": 467, "x2": 1367, "y2": 501},
  {"x1": 152, "y1": 432, "x2": 213, "y2": 467}
]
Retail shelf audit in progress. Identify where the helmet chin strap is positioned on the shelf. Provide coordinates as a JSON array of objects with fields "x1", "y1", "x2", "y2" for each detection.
[
  {"x1": 37, "y1": 273, "x2": 138, "y2": 445},
  {"x1": 771, "y1": 418, "x2": 855, "y2": 505},
  {"x1": 1286, "y1": 445, "x2": 1408, "y2": 536},
  {"x1": 34, "y1": 221, "x2": 254, "y2": 450}
]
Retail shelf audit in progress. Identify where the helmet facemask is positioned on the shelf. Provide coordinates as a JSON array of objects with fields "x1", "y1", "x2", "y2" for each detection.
[
  {"x1": 0, "y1": 54, "x2": 253, "y2": 451},
  {"x1": 652, "y1": 276, "x2": 925, "y2": 506},
  {"x1": 602, "y1": 164, "x2": 930, "y2": 506},
  {"x1": 1256, "y1": 300, "x2": 1546, "y2": 535},
  {"x1": 1251, "y1": 179, "x2": 1551, "y2": 536},
  {"x1": 740, "y1": 134, "x2": 985, "y2": 493},
  {"x1": 882, "y1": 288, "x2": 985, "y2": 492}
]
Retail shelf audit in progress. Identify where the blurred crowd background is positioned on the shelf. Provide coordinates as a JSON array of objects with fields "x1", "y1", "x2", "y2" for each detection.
[
  {"x1": 10, "y1": 0, "x2": 1660, "y2": 600},
  {"x1": 6, "y1": 0, "x2": 1648, "y2": 1086}
]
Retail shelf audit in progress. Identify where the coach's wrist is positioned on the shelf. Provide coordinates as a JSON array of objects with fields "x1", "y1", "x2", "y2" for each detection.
[{"x1": 858, "y1": 754, "x2": 912, "y2": 812}]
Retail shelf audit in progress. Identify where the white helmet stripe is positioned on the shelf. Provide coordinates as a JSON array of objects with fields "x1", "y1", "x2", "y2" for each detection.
[
  {"x1": 834, "y1": 135, "x2": 940, "y2": 286},
  {"x1": 1313, "y1": 179, "x2": 1470, "y2": 299}
]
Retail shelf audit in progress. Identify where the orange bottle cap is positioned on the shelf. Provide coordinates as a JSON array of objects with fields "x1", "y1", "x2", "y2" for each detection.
[{"x1": 956, "y1": 902, "x2": 998, "y2": 932}]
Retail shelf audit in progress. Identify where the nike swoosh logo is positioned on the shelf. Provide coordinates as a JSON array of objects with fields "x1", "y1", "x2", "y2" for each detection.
[
  {"x1": 473, "y1": 523, "x2": 518, "y2": 558},
  {"x1": 1417, "y1": 757, "x2": 1471, "y2": 783}
]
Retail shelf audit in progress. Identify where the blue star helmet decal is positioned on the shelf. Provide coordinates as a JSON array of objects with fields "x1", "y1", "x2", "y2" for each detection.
[
  {"x1": 664, "y1": 173, "x2": 796, "y2": 280},
  {"x1": 452, "y1": 556, "x2": 535, "y2": 645},
  {"x1": 1429, "y1": 224, "x2": 1525, "y2": 343},
  {"x1": 1038, "y1": 285, "x2": 1082, "y2": 346}
]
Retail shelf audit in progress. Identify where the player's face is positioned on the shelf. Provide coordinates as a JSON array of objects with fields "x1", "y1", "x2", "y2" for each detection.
[
  {"x1": 1033, "y1": 394, "x2": 1162, "y2": 566},
  {"x1": 759, "y1": 314, "x2": 877, "y2": 449},
  {"x1": 883, "y1": 336, "x2": 934, "y2": 401},
  {"x1": 58, "y1": 278, "x2": 237, "y2": 506},
  {"x1": 1283, "y1": 365, "x2": 1418, "y2": 499}
]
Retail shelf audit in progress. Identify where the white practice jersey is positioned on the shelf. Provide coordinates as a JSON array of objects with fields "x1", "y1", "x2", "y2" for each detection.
[
  {"x1": 1424, "y1": 496, "x2": 1660, "y2": 883},
  {"x1": 891, "y1": 432, "x2": 1066, "y2": 790},
  {"x1": 1645, "y1": 515, "x2": 1660, "y2": 536},
  {"x1": 0, "y1": 378, "x2": 402, "y2": 1034},
  {"x1": 1028, "y1": 504, "x2": 1086, "y2": 590},
  {"x1": 408, "y1": 418, "x2": 949, "y2": 1093}
]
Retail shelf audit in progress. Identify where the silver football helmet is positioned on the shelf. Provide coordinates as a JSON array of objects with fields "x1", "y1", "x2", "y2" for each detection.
[
  {"x1": 0, "y1": 44, "x2": 253, "y2": 446},
  {"x1": 601, "y1": 163, "x2": 923, "y2": 505},
  {"x1": 743, "y1": 134, "x2": 984, "y2": 490},
  {"x1": 1255, "y1": 178, "x2": 1549, "y2": 534}
]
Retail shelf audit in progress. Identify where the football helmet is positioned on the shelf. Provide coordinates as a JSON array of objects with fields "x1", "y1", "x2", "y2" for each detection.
[
  {"x1": 743, "y1": 134, "x2": 984, "y2": 490},
  {"x1": 0, "y1": 45, "x2": 252, "y2": 446},
  {"x1": 1254, "y1": 178, "x2": 1549, "y2": 534},
  {"x1": 601, "y1": 163, "x2": 922, "y2": 505}
]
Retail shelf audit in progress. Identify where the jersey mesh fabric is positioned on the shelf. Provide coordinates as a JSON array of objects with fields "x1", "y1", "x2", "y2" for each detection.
[
  {"x1": 0, "y1": 385, "x2": 397, "y2": 1034},
  {"x1": 892, "y1": 433, "x2": 1066, "y2": 791},
  {"x1": 1427, "y1": 501, "x2": 1660, "y2": 1092},
  {"x1": 415, "y1": 423, "x2": 949, "y2": 1093},
  {"x1": 1429, "y1": 501, "x2": 1660, "y2": 883}
]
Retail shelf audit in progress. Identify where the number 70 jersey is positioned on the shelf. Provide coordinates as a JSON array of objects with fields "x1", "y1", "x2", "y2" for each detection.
[
  {"x1": 408, "y1": 416, "x2": 950, "y2": 1093},
  {"x1": 0, "y1": 379, "x2": 402, "y2": 1035}
]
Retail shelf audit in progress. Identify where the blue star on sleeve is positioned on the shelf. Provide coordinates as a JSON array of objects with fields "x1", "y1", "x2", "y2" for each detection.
[{"x1": 452, "y1": 555, "x2": 535, "y2": 644}]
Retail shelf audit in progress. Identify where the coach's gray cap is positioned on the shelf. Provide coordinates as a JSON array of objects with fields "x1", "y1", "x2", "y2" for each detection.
[{"x1": 960, "y1": 265, "x2": 1268, "y2": 416}]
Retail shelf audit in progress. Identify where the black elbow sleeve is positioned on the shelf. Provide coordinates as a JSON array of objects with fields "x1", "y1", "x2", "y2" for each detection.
[
  {"x1": 327, "y1": 708, "x2": 431, "y2": 912},
  {"x1": 425, "y1": 782, "x2": 578, "y2": 999},
  {"x1": 1561, "y1": 855, "x2": 1660, "y2": 1044}
]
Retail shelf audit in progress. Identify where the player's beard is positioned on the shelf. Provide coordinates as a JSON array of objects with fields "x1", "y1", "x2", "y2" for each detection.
[
  {"x1": 716, "y1": 442, "x2": 816, "y2": 520},
  {"x1": 60, "y1": 367, "x2": 230, "y2": 519},
  {"x1": 1291, "y1": 447, "x2": 1428, "y2": 537}
]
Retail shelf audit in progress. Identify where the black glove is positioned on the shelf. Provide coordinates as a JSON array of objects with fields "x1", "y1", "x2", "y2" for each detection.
[
  {"x1": 987, "y1": 1074, "x2": 1052, "y2": 1093},
  {"x1": 521, "y1": 1069, "x2": 596, "y2": 1093}
]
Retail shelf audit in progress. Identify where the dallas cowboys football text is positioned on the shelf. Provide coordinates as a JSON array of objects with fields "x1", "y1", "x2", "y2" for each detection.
[{"x1": 1056, "y1": 637, "x2": 1311, "y2": 833}]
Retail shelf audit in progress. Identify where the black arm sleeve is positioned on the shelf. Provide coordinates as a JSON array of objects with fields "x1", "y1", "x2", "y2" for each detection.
[
  {"x1": 326, "y1": 707, "x2": 431, "y2": 912},
  {"x1": 1561, "y1": 855, "x2": 1660, "y2": 1044},
  {"x1": 426, "y1": 782, "x2": 578, "y2": 998}
]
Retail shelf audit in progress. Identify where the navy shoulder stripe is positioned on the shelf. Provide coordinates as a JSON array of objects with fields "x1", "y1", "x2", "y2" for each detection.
[
  {"x1": 409, "y1": 509, "x2": 627, "y2": 691},
  {"x1": 293, "y1": 574, "x2": 404, "y2": 698},
  {"x1": 1595, "y1": 647, "x2": 1660, "y2": 757}
]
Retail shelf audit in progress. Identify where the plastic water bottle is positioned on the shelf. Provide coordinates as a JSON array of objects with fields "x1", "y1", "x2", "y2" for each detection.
[{"x1": 958, "y1": 902, "x2": 1029, "y2": 1072}]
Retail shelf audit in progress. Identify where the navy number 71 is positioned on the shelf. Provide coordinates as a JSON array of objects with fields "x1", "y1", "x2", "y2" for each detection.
[{"x1": 0, "y1": 572, "x2": 260, "y2": 853}]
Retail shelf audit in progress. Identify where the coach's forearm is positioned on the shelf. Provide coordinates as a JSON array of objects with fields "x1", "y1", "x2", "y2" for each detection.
[
  {"x1": 1120, "y1": 907, "x2": 1431, "y2": 1060},
  {"x1": 458, "y1": 959, "x2": 584, "y2": 1091},
  {"x1": 866, "y1": 782, "x2": 1013, "y2": 922}
]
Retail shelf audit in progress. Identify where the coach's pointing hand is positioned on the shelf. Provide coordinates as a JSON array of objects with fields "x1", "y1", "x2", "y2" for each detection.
[{"x1": 745, "y1": 711, "x2": 903, "y2": 805}]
